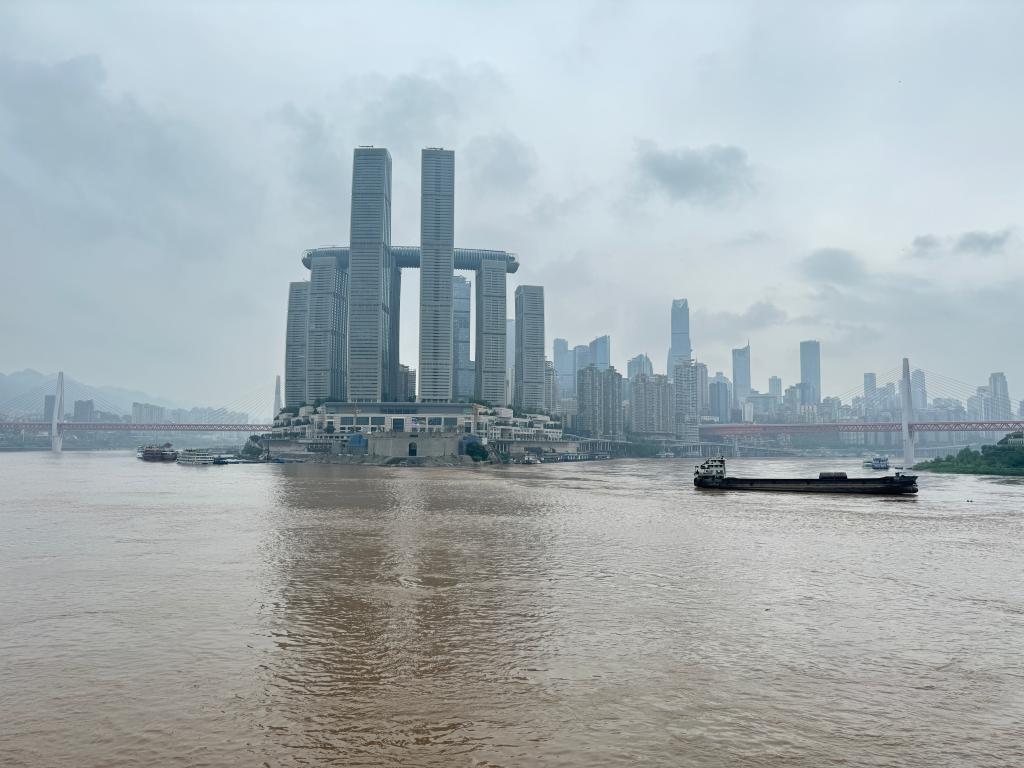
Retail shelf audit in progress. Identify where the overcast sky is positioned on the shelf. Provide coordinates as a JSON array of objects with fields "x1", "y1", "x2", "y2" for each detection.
[{"x1": 1, "y1": 0, "x2": 1021, "y2": 407}]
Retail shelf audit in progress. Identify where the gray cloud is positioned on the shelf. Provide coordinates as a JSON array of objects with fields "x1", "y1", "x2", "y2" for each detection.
[
  {"x1": 801, "y1": 248, "x2": 868, "y2": 284},
  {"x1": 463, "y1": 132, "x2": 537, "y2": 192},
  {"x1": 908, "y1": 234, "x2": 942, "y2": 258},
  {"x1": 693, "y1": 301, "x2": 789, "y2": 344},
  {"x1": 274, "y1": 104, "x2": 347, "y2": 215},
  {"x1": 633, "y1": 140, "x2": 754, "y2": 205},
  {"x1": 954, "y1": 228, "x2": 1011, "y2": 255}
]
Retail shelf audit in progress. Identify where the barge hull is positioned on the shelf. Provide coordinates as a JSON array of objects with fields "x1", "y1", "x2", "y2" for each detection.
[{"x1": 695, "y1": 477, "x2": 918, "y2": 494}]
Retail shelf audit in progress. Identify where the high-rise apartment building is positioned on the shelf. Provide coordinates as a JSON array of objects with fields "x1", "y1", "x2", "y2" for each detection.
[
  {"x1": 43, "y1": 394, "x2": 56, "y2": 425},
  {"x1": 630, "y1": 373, "x2": 674, "y2": 435},
  {"x1": 284, "y1": 281, "x2": 310, "y2": 407},
  {"x1": 452, "y1": 276, "x2": 473, "y2": 400},
  {"x1": 306, "y1": 251, "x2": 346, "y2": 403},
  {"x1": 419, "y1": 148, "x2": 455, "y2": 402},
  {"x1": 910, "y1": 369, "x2": 928, "y2": 412},
  {"x1": 589, "y1": 335, "x2": 611, "y2": 370},
  {"x1": 768, "y1": 376, "x2": 782, "y2": 398},
  {"x1": 673, "y1": 360, "x2": 700, "y2": 443},
  {"x1": 731, "y1": 344, "x2": 751, "y2": 406},
  {"x1": 667, "y1": 299, "x2": 692, "y2": 378},
  {"x1": 709, "y1": 380, "x2": 730, "y2": 422},
  {"x1": 989, "y1": 372, "x2": 1012, "y2": 419},
  {"x1": 799, "y1": 340, "x2": 822, "y2": 404},
  {"x1": 693, "y1": 361, "x2": 709, "y2": 417},
  {"x1": 132, "y1": 402, "x2": 165, "y2": 424},
  {"x1": 863, "y1": 372, "x2": 877, "y2": 411},
  {"x1": 625, "y1": 353, "x2": 654, "y2": 402},
  {"x1": 544, "y1": 359, "x2": 558, "y2": 414},
  {"x1": 514, "y1": 286, "x2": 546, "y2": 413},
  {"x1": 572, "y1": 344, "x2": 591, "y2": 393},
  {"x1": 72, "y1": 399, "x2": 94, "y2": 422},
  {"x1": 348, "y1": 147, "x2": 394, "y2": 402},
  {"x1": 576, "y1": 365, "x2": 623, "y2": 439}
]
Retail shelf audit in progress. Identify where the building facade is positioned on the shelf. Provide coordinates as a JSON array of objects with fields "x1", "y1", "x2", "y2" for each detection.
[
  {"x1": 418, "y1": 148, "x2": 455, "y2": 402},
  {"x1": 284, "y1": 281, "x2": 310, "y2": 407},
  {"x1": 514, "y1": 285, "x2": 546, "y2": 413},
  {"x1": 731, "y1": 344, "x2": 751, "y2": 407},
  {"x1": 799, "y1": 340, "x2": 822, "y2": 404},
  {"x1": 576, "y1": 365, "x2": 624, "y2": 439},
  {"x1": 667, "y1": 298, "x2": 692, "y2": 378},
  {"x1": 630, "y1": 373, "x2": 674, "y2": 435},
  {"x1": 306, "y1": 251, "x2": 346, "y2": 403},
  {"x1": 452, "y1": 276, "x2": 473, "y2": 400}
]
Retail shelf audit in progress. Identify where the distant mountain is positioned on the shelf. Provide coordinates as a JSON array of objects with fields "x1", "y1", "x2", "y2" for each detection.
[{"x1": 0, "y1": 369, "x2": 184, "y2": 416}]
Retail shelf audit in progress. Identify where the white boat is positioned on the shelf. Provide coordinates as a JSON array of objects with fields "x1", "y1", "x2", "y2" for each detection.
[
  {"x1": 655, "y1": 451, "x2": 674, "y2": 459},
  {"x1": 520, "y1": 455, "x2": 541, "y2": 465},
  {"x1": 177, "y1": 448, "x2": 216, "y2": 465}
]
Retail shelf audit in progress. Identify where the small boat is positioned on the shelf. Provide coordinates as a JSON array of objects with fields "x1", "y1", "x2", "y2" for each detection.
[
  {"x1": 520, "y1": 455, "x2": 541, "y2": 465},
  {"x1": 142, "y1": 444, "x2": 177, "y2": 462},
  {"x1": 694, "y1": 456, "x2": 918, "y2": 495},
  {"x1": 862, "y1": 455, "x2": 890, "y2": 470},
  {"x1": 177, "y1": 448, "x2": 216, "y2": 465},
  {"x1": 655, "y1": 451, "x2": 675, "y2": 459}
]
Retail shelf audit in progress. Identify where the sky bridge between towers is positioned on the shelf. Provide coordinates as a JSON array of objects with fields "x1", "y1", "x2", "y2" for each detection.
[{"x1": 302, "y1": 247, "x2": 520, "y2": 273}]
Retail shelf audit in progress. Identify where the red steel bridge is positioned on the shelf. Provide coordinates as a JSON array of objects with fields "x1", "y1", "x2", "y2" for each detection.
[
  {"x1": 700, "y1": 420, "x2": 1024, "y2": 437},
  {"x1": 0, "y1": 421, "x2": 269, "y2": 433}
]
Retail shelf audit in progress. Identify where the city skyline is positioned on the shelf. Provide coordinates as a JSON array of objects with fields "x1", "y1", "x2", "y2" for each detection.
[{"x1": 2, "y1": 3, "x2": 1024, "y2": 404}]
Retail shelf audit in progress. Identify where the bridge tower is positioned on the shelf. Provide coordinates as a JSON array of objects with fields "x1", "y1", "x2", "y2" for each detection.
[
  {"x1": 51, "y1": 371, "x2": 64, "y2": 453},
  {"x1": 900, "y1": 358, "x2": 915, "y2": 468},
  {"x1": 273, "y1": 375, "x2": 282, "y2": 420}
]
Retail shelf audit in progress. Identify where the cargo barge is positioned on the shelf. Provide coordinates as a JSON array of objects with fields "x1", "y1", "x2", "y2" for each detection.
[{"x1": 693, "y1": 457, "x2": 918, "y2": 495}]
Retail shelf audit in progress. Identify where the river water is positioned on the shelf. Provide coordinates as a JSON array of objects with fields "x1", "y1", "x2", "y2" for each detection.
[{"x1": 1, "y1": 452, "x2": 1022, "y2": 767}]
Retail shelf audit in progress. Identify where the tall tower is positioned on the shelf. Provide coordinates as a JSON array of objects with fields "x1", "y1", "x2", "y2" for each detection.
[
  {"x1": 419, "y1": 148, "x2": 455, "y2": 402},
  {"x1": 273, "y1": 375, "x2": 282, "y2": 419},
  {"x1": 901, "y1": 357, "x2": 915, "y2": 467},
  {"x1": 347, "y1": 147, "x2": 393, "y2": 402},
  {"x1": 667, "y1": 299, "x2": 692, "y2": 378},
  {"x1": 731, "y1": 344, "x2": 751, "y2": 406},
  {"x1": 514, "y1": 285, "x2": 546, "y2": 413},
  {"x1": 474, "y1": 254, "x2": 508, "y2": 406},
  {"x1": 51, "y1": 371, "x2": 64, "y2": 453},
  {"x1": 799, "y1": 340, "x2": 822, "y2": 404},
  {"x1": 305, "y1": 251, "x2": 346, "y2": 402},
  {"x1": 452, "y1": 276, "x2": 473, "y2": 400},
  {"x1": 284, "y1": 281, "x2": 309, "y2": 408}
]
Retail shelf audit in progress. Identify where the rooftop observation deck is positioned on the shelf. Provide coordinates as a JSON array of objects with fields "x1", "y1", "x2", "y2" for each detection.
[{"x1": 303, "y1": 246, "x2": 519, "y2": 273}]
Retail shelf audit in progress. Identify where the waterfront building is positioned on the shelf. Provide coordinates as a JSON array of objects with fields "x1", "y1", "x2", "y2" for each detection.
[
  {"x1": 768, "y1": 376, "x2": 782, "y2": 398},
  {"x1": 709, "y1": 380, "x2": 730, "y2": 422},
  {"x1": 452, "y1": 276, "x2": 474, "y2": 400},
  {"x1": 589, "y1": 335, "x2": 611, "y2": 371},
  {"x1": 419, "y1": 148, "x2": 455, "y2": 403},
  {"x1": 666, "y1": 299, "x2": 692, "y2": 379},
  {"x1": 673, "y1": 360, "x2": 700, "y2": 443},
  {"x1": 553, "y1": 339, "x2": 574, "y2": 397},
  {"x1": 505, "y1": 318, "x2": 516, "y2": 407},
  {"x1": 576, "y1": 365, "x2": 624, "y2": 439},
  {"x1": 474, "y1": 254, "x2": 510, "y2": 406},
  {"x1": 799, "y1": 340, "x2": 822, "y2": 404},
  {"x1": 284, "y1": 281, "x2": 310, "y2": 407},
  {"x1": 306, "y1": 250, "x2": 346, "y2": 403},
  {"x1": 731, "y1": 344, "x2": 751, "y2": 406},
  {"x1": 514, "y1": 286, "x2": 546, "y2": 413},
  {"x1": 630, "y1": 373, "x2": 674, "y2": 436},
  {"x1": 348, "y1": 146, "x2": 395, "y2": 403},
  {"x1": 544, "y1": 360, "x2": 558, "y2": 414},
  {"x1": 72, "y1": 399, "x2": 94, "y2": 422},
  {"x1": 132, "y1": 402, "x2": 166, "y2": 424}
]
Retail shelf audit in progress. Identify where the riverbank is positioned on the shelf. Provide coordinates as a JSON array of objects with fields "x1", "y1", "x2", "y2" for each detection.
[{"x1": 915, "y1": 436, "x2": 1024, "y2": 476}]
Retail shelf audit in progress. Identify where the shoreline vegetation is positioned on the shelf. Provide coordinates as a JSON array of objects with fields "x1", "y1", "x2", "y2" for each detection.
[{"x1": 916, "y1": 432, "x2": 1024, "y2": 477}]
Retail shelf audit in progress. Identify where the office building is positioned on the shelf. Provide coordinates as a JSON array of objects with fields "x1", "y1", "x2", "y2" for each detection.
[
  {"x1": 514, "y1": 286, "x2": 546, "y2": 413},
  {"x1": 799, "y1": 340, "x2": 822, "y2": 404},
  {"x1": 667, "y1": 299, "x2": 692, "y2": 378},
  {"x1": 709, "y1": 380, "x2": 730, "y2": 422},
  {"x1": 571, "y1": 344, "x2": 591, "y2": 395},
  {"x1": 989, "y1": 372, "x2": 1012, "y2": 419},
  {"x1": 553, "y1": 338, "x2": 574, "y2": 396},
  {"x1": 863, "y1": 372, "x2": 877, "y2": 412},
  {"x1": 625, "y1": 353, "x2": 653, "y2": 402},
  {"x1": 910, "y1": 369, "x2": 928, "y2": 412},
  {"x1": 43, "y1": 394, "x2": 56, "y2": 425},
  {"x1": 693, "y1": 361, "x2": 709, "y2": 417},
  {"x1": 452, "y1": 276, "x2": 474, "y2": 400},
  {"x1": 348, "y1": 146, "x2": 395, "y2": 402},
  {"x1": 576, "y1": 365, "x2": 624, "y2": 439},
  {"x1": 132, "y1": 402, "x2": 165, "y2": 424},
  {"x1": 544, "y1": 360, "x2": 558, "y2": 413},
  {"x1": 589, "y1": 335, "x2": 611, "y2": 370},
  {"x1": 731, "y1": 344, "x2": 751, "y2": 406},
  {"x1": 398, "y1": 365, "x2": 417, "y2": 402},
  {"x1": 768, "y1": 376, "x2": 782, "y2": 398},
  {"x1": 630, "y1": 373, "x2": 674, "y2": 435},
  {"x1": 72, "y1": 399, "x2": 94, "y2": 422},
  {"x1": 419, "y1": 148, "x2": 455, "y2": 402},
  {"x1": 284, "y1": 281, "x2": 310, "y2": 407}
]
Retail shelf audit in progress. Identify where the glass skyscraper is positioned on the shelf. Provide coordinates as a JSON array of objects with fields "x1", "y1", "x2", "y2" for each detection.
[
  {"x1": 667, "y1": 298, "x2": 692, "y2": 378},
  {"x1": 514, "y1": 285, "x2": 546, "y2": 413},
  {"x1": 799, "y1": 340, "x2": 822, "y2": 404},
  {"x1": 419, "y1": 148, "x2": 455, "y2": 402}
]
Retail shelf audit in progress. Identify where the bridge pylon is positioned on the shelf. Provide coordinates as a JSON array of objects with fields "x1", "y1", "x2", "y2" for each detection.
[
  {"x1": 900, "y1": 358, "x2": 915, "y2": 468},
  {"x1": 51, "y1": 371, "x2": 64, "y2": 453}
]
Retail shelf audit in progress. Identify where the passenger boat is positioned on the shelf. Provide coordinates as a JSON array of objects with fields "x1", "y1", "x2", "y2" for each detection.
[
  {"x1": 141, "y1": 444, "x2": 177, "y2": 462},
  {"x1": 862, "y1": 455, "x2": 890, "y2": 470},
  {"x1": 655, "y1": 451, "x2": 675, "y2": 458},
  {"x1": 694, "y1": 456, "x2": 918, "y2": 495},
  {"x1": 177, "y1": 448, "x2": 216, "y2": 465},
  {"x1": 520, "y1": 455, "x2": 541, "y2": 465}
]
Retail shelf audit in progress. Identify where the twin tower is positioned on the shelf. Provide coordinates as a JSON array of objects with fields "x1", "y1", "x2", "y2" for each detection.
[{"x1": 285, "y1": 146, "x2": 519, "y2": 409}]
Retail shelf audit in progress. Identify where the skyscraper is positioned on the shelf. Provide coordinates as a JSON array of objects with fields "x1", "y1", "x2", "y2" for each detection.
[
  {"x1": 306, "y1": 251, "x2": 346, "y2": 403},
  {"x1": 576, "y1": 365, "x2": 624, "y2": 439},
  {"x1": 347, "y1": 147, "x2": 394, "y2": 402},
  {"x1": 989, "y1": 372, "x2": 1011, "y2": 419},
  {"x1": 553, "y1": 338, "x2": 574, "y2": 396},
  {"x1": 452, "y1": 275, "x2": 473, "y2": 400},
  {"x1": 572, "y1": 344, "x2": 591, "y2": 395},
  {"x1": 627, "y1": 353, "x2": 654, "y2": 381},
  {"x1": 544, "y1": 359, "x2": 558, "y2": 413},
  {"x1": 731, "y1": 344, "x2": 751, "y2": 406},
  {"x1": 514, "y1": 286, "x2": 546, "y2": 413},
  {"x1": 72, "y1": 399, "x2": 94, "y2": 422},
  {"x1": 630, "y1": 373, "x2": 674, "y2": 435},
  {"x1": 768, "y1": 376, "x2": 782, "y2": 398},
  {"x1": 799, "y1": 340, "x2": 821, "y2": 405},
  {"x1": 43, "y1": 394, "x2": 55, "y2": 425},
  {"x1": 419, "y1": 148, "x2": 455, "y2": 402},
  {"x1": 911, "y1": 369, "x2": 928, "y2": 412},
  {"x1": 667, "y1": 299, "x2": 692, "y2": 378},
  {"x1": 284, "y1": 281, "x2": 310, "y2": 407},
  {"x1": 505, "y1": 317, "x2": 516, "y2": 407},
  {"x1": 673, "y1": 360, "x2": 700, "y2": 443},
  {"x1": 863, "y1": 372, "x2": 877, "y2": 412},
  {"x1": 589, "y1": 335, "x2": 611, "y2": 370},
  {"x1": 709, "y1": 380, "x2": 730, "y2": 422},
  {"x1": 474, "y1": 253, "x2": 509, "y2": 406},
  {"x1": 693, "y1": 361, "x2": 709, "y2": 417}
]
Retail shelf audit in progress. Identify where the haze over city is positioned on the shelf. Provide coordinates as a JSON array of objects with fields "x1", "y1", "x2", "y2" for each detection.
[{"x1": 2, "y1": 1, "x2": 1022, "y2": 405}]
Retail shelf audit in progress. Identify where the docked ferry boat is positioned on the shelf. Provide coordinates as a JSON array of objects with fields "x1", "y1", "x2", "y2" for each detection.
[
  {"x1": 176, "y1": 448, "x2": 216, "y2": 465},
  {"x1": 862, "y1": 455, "x2": 890, "y2": 470},
  {"x1": 694, "y1": 457, "x2": 918, "y2": 495},
  {"x1": 141, "y1": 444, "x2": 177, "y2": 462}
]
